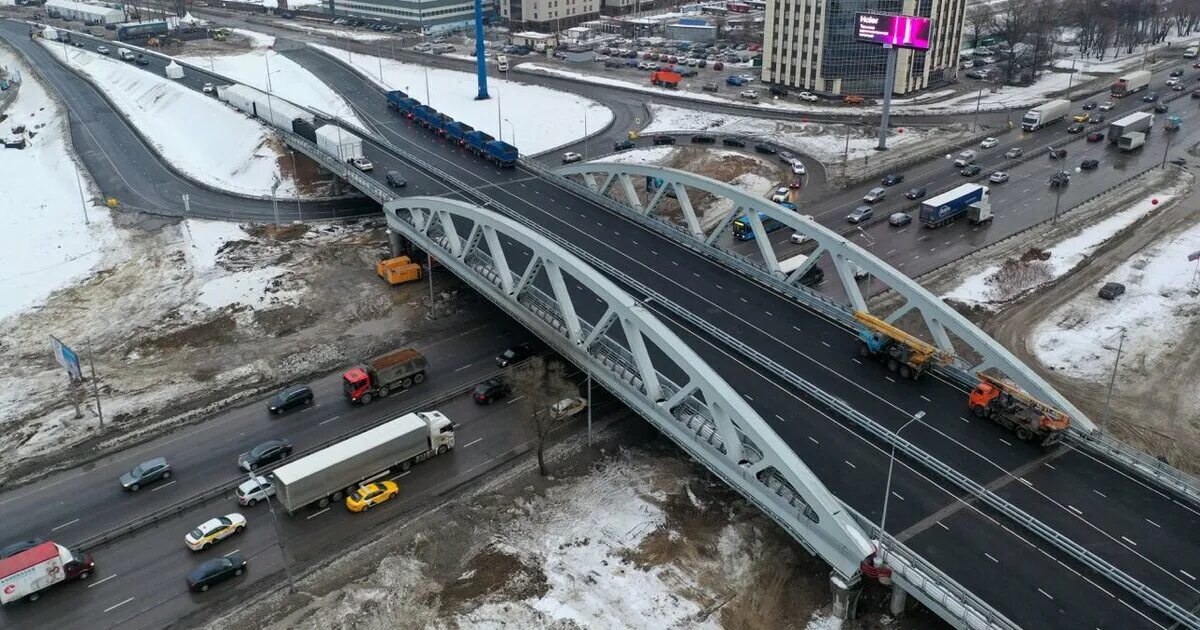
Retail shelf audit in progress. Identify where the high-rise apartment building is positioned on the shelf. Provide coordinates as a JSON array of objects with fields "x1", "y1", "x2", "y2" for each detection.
[
  {"x1": 501, "y1": 0, "x2": 601, "y2": 31},
  {"x1": 762, "y1": 0, "x2": 964, "y2": 96}
]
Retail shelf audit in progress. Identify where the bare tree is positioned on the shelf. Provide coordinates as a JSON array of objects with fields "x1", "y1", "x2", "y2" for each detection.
[
  {"x1": 966, "y1": 4, "x2": 995, "y2": 49},
  {"x1": 510, "y1": 356, "x2": 578, "y2": 477}
]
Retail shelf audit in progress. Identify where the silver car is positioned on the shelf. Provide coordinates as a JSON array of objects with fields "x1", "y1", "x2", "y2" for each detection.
[
  {"x1": 989, "y1": 171, "x2": 1010, "y2": 183},
  {"x1": 846, "y1": 206, "x2": 874, "y2": 223},
  {"x1": 236, "y1": 476, "x2": 276, "y2": 507}
]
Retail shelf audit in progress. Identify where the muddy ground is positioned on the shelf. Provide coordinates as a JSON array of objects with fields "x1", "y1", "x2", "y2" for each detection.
[{"x1": 200, "y1": 419, "x2": 945, "y2": 630}]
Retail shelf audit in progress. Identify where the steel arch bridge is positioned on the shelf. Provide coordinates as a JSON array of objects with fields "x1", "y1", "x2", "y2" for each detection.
[
  {"x1": 554, "y1": 161, "x2": 1096, "y2": 432},
  {"x1": 381, "y1": 196, "x2": 875, "y2": 580}
]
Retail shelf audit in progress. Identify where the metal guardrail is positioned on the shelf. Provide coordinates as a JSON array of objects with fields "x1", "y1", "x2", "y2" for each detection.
[{"x1": 72, "y1": 369, "x2": 506, "y2": 552}]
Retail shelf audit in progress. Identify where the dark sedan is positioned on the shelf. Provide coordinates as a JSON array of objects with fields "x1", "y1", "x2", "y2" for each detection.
[
  {"x1": 1081, "y1": 159, "x2": 1100, "y2": 170},
  {"x1": 905, "y1": 187, "x2": 927, "y2": 200},
  {"x1": 238, "y1": 439, "x2": 293, "y2": 472},
  {"x1": 1087, "y1": 132, "x2": 1105, "y2": 142},
  {"x1": 268, "y1": 384, "x2": 313, "y2": 415},
  {"x1": 613, "y1": 139, "x2": 635, "y2": 151},
  {"x1": 1143, "y1": 92, "x2": 1159, "y2": 102},
  {"x1": 881, "y1": 172, "x2": 905, "y2": 186},
  {"x1": 187, "y1": 553, "x2": 247, "y2": 592},
  {"x1": 754, "y1": 143, "x2": 777, "y2": 155},
  {"x1": 960, "y1": 164, "x2": 983, "y2": 176},
  {"x1": 1067, "y1": 123, "x2": 1085, "y2": 133},
  {"x1": 473, "y1": 379, "x2": 512, "y2": 404},
  {"x1": 496, "y1": 342, "x2": 533, "y2": 367}
]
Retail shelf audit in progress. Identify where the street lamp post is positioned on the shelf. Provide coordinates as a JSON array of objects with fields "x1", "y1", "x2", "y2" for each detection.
[
  {"x1": 1100, "y1": 328, "x2": 1126, "y2": 434},
  {"x1": 583, "y1": 112, "x2": 588, "y2": 160},
  {"x1": 856, "y1": 226, "x2": 876, "y2": 299},
  {"x1": 250, "y1": 473, "x2": 294, "y2": 592},
  {"x1": 879, "y1": 411, "x2": 924, "y2": 535},
  {"x1": 972, "y1": 87, "x2": 984, "y2": 132},
  {"x1": 504, "y1": 118, "x2": 516, "y2": 148},
  {"x1": 1064, "y1": 57, "x2": 1077, "y2": 100},
  {"x1": 1161, "y1": 126, "x2": 1175, "y2": 168}
]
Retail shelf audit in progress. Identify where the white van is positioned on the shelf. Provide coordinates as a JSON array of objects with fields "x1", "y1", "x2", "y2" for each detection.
[
  {"x1": 953, "y1": 150, "x2": 977, "y2": 167},
  {"x1": 497, "y1": 54, "x2": 509, "y2": 71},
  {"x1": 1185, "y1": 46, "x2": 1199, "y2": 59}
]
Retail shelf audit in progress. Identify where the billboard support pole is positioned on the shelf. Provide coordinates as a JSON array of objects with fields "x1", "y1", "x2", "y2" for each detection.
[{"x1": 876, "y1": 45, "x2": 897, "y2": 151}]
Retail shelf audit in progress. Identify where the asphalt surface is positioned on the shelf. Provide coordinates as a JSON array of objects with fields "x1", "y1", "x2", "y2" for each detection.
[
  {"x1": 280, "y1": 48, "x2": 1199, "y2": 627},
  {"x1": 4, "y1": 16, "x2": 1198, "y2": 627}
]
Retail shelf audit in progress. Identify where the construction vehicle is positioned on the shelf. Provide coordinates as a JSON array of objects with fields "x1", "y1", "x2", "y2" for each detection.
[
  {"x1": 1165, "y1": 115, "x2": 1182, "y2": 131},
  {"x1": 342, "y1": 348, "x2": 428, "y2": 404},
  {"x1": 377, "y1": 256, "x2": 422, "y2": 285},
  {"x1": 968, "y1": 373, "x2": 1070, "y2": 445},
  {"x1": 853, "y1": 311, "x2": 951, "y2": 380},
  {"x1": 651, "y1": 70, "x2": 682, "y2": 89}
]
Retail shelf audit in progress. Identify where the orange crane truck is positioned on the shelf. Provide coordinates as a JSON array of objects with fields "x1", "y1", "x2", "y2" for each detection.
[{"x1": 968, "y1": 373, "x2": 1071, "y2": 446}]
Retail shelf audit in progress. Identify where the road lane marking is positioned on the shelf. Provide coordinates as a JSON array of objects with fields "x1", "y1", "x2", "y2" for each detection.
[
  {"x1": 984, "y1": 553, "x2": 999, "y2": 563},
  {"x1": 774, "y1": 414, "x2": 786, "y2": 423},
  {"x1": 891, "y1": 492, "x2": 904, "y2": 501},
  {"x1": 764, "y1": 311, "x2": 772, "y2": 317},
  {"x1": 821, "y1": 341, "x2": 830, "y2": 347},
  {"x1": 792, "y1": 326, "x2": 802, "y2": 332},
  {"x1": 1044, "y1": 463, "x2": 1056, "y2": 469},
  {"x1": 52, "y1": 518, "x2": 80, "y2": 531},
  {"x1": 454, "y1": 363, "x2": 472, "y2": 372},
  {"x1": 223, "y1": 549, "x2": 240, "y2": 557},
  {"x1": 851, "y1": 358, "x2": 862, "y2": 364},
  {"x1": 1037, "y1": 588, "x2": 1053, "y2": 600},
  {"x1": 1068, "y1": 505, "x2": 1082, "y2": 515},
  {"x1": 998, "y1": 438, "x2": 1012, "y2": 446},
  {"x1": 88, "y1": 574, "x2": 117, "y2": 588},
  {"x1": 1019, "y1": 477, "x2": 1033, "y2": 487},
  {"x1": 740, "y1": 297, "x2": 748, "y2": 303},
  {"x1": 307, "y1": 508, "x2": 331, "y2": 520},
  {"x1": 462, "y1": 438, "x2": 483, "y2": 448},
  {"x1": 1182, "y1": 570, "x2": 1197, "y2": 581},
  {"x1": 1093, "y1": 489, "x2": 1107, "y2": 498},
  {"x1": 843, "y1": 460, "x2": 856, "y2": 469},
  {"x1": 919, "y1": 395, "x2": 931, "y2": 402},
  {"x1": 1121, "y1": 536, "x2": 1137, "y2": 547},
  {"x1": 506, "y1": 395, "x2": 525, "y2": 404},
  {"x1": 885, "y1": 377, "x2": 896, "y2": 383},
  {"x1": 104, "y1": 597, "x2": 134, "y2": 613},
  {"x1": 960, "y1": 417, "x2": 970, "y2": 423},
  {"x1": 151, "y1": 480, "x2": 177, "y2": 492},
  {"x1": 936, "y1": 521, "x2": 949, "y2": 531},
  {"x1": 319, "y1": 415, "x2": 342, "y2": 426},
  {"x1": 809, "y1": 436, "x2": 819, "y2": 444},
  {"x1": 743, "y1": 394, "x2": 753, "y2": 401},
  {"x1": 1145, "y1": 518, "x2": 1160, "y2": 528}
]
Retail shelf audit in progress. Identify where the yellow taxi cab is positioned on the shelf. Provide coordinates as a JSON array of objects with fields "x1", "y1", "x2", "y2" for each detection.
[
  {"x1": 185, "y1": 513, "x2": 247, "y2": 551},
  {"x1": 1072, "y1": 112, "x2": 1090, "y2": 123},
  {"x1": 345, "y1": 481, "x2": 399, "y2": 512}
]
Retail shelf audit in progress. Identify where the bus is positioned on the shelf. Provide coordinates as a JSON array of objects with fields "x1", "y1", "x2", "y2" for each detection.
[
  {"x1": 777, "y1": 254, "x2": 824, "y2": 286},
  {"x1": 732, "y1": 212, "x2": 785, "y2": 240}
]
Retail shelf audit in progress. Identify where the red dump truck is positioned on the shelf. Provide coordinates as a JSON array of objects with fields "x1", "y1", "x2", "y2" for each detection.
[
  {"x1": 0, "y1": 542, "x2": 94, "y2": 604},
  {"x1": 342, "y1": 348, "x2": 428, "y2": 404},
  {"x1": 651, "y1": 70, "x2": 682, "y2": 89}
]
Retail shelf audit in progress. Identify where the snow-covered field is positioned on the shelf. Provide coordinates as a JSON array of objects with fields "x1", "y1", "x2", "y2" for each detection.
[
  {"x1": 1031, "y1": 218, "x2": 1200, "y2": 381},
  {"x1": 311, "y1": 44, "x2": 614, "y2": 154},
  {"x1": 944, "y1": 184, "x2": 1185, "y2": 307},
  {"x1": 642, "y1": 103, "x2": 967, "y2": 163},
  {"x1": 43, "y1": 42, "x2": 300, "y2": 197},
  {"x1": 179, "y1": 29, "x2": 363, "y2": 128},
  {"x1": 0, "y1": 50, "x2": 119, "y2": 321},
  {"x1": 281, "y1": 22, "x2": 391, "y2": 42}
]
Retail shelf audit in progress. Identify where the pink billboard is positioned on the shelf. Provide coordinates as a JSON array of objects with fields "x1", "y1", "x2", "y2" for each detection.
[{"x1": 855, "y1": 12, "x2": 932, "y2": 51}]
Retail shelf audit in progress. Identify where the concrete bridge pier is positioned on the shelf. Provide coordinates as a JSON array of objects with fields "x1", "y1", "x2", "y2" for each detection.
[
  {"x1": 387, "y1": 228, "x2": 404, "y2": 258},
  {"x1": 830, "y1": 572, "x2": 863, "y2": 619},
  {"x1": 889, "y1": 583, "x2": 910, "y2": 616}
]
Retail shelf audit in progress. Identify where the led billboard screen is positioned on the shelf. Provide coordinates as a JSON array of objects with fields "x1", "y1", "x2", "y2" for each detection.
[{"x1": 855, "y1": 12, "x2": 932, "y2": 51}]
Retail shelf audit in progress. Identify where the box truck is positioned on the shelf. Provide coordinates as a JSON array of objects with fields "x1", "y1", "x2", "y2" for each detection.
[
  {"x1": 0, "y1": 542, "x2": 94, "y2": 604},
  {"x1": 1110, "y1": 70, "x2": 1151, "y2": 97},
  {"x1": 315, "y1": 125, "x2": 364, "y2": 162},
  {"x1": 1107, "y1": 112, "x2": 1153, "y2": 142},
  {"x1": 1118, "y1": 132, "x2": 1146, "y2": 151},
  {"x1": 1021, "y1": 99, "x2": 1070, "y2": 131},
  {"x1": 919, "y1": 183, "x2": 992, "y2": 228},
  {"x1": 272, "y1": 411, "x2": 455, "y2": 513}
]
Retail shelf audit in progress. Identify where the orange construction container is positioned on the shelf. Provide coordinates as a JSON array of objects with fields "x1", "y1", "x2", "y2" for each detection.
[{"x1": 377, "y1": 257, "x2": 423, "y2": 285}]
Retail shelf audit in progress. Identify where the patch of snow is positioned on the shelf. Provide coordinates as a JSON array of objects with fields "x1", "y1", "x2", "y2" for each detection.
[
  {"x1": 600, "y1": 146, "x2": 675, "y2": 165},
  {"x1": 0, "y1": 49, "x2": 120, "y2": 322},
  {"x1": 806, "y1": 612, "x2": 845, "y2": 630},
  {"x1": 196, "y1": 265, "x2": 291, "y2": 309},
  {"x1": 42, "y1": 43, "x2": 298, "y2": 197},
  {"x1": 282, "y1": 23, "x2": 391, "y2": 41},
  {"x1": 313, "y1": 43, "x2": 613, "y2": 155},
  {"x1": 1031, "y1": 218, "x2": 1200, "y2": 381},
  {"x1": 179, "y1": 29, "x2": 364, "y2": 128},
  {"x1": 944, "y1": 185, "x2": 1185, "y2": 307},
  {"x1": 182, "y1": 220, "x2": 248, "y2": 273}
]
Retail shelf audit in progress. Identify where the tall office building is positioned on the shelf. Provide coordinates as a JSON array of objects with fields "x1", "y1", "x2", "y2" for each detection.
[
  {"x1": 328, "y1": 0, "x2": 485, "y2": 33},
  {"x1": 762, "y1": 0, "x2": 964, "y2": 96},
  {"x1": 500, "y1": 0, "x2": 601, "y2": 31}
]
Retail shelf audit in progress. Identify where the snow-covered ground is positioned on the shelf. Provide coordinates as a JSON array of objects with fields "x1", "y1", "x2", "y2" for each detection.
[
  {"x1": 0, "y1": 49, "x2": 119, "y2": 322},
  {"x1": 1031, "y1": 218, "x2": 1200, "y2": 381},
  {"x1": 281, "y1": 22, "x2": 391, "y2": 42},
  {"x1": 312, "y1": 44, "x2": 613, "y2": 154},
  {"x1": 43, "y1": 42, "x2": 300, "y2": 197},
  {"x1": 642, "y1": 103, "x2": 967, "y2": 164},
  {"x1": 179, "y1": 29, "x2": 364, "y2": 128},
  {"x1": 944, "y1": 184, "x2": 1186, "y2": 307}
]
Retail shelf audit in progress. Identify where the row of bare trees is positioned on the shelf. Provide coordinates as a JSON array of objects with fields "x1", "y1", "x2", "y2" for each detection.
[{"x1": 965, "y1": 0, "x2": 1200, "y2": 85}]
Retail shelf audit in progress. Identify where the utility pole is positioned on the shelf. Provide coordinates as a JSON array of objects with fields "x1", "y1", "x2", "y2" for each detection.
[
  {"x1": 87, "y1": 338, "x2": 103, "y2": 429},
  {"x1": 253, "y1": 473, "x2": 295, "y2": 592},
  {"x1": 74, "y1": 169, "x2": 89, "y2": 225},
  {"x1": 1100, "y1": 329, "x2": 1126, "y2": 434},
  {"x1": 586, "y1": 371, "x2": 593, "y2": 445},
  {"x1": 1161, "y1": 127, "x2": 1174, "y2": 168},
  {"x1": 972, "y1": 87, "x2": 984, "y2": 132},
  {"x1": 427, "y1": 253, "x2": 436, "y2": 319},
  {"x1": 879, "y1": 411, "x2": 923, "y2": 534}
]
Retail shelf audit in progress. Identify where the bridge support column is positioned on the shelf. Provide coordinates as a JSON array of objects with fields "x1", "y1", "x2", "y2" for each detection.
[
  {"x1": 332, "y1": 177, "x2": 343, "y2": 197},
  {"x1": 889, "y1": 584, "x2": 909, "y2": 616},
  {"x1": 387, "y1": 229, "x2": 404, "y2": 258},
  {"x1": 829, "y1": 572, "x2": 862, "y2": 620}
]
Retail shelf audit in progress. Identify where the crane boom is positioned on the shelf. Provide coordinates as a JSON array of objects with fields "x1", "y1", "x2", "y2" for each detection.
[{"x1": 853, "y1": 311, "x2": 951, "y2": 366}]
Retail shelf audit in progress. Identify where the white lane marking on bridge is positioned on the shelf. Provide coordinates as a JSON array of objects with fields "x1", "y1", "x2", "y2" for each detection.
[
  {"x1": 716, "y1": 284, "x2": 724, "y2": 290},
  {"x1": 692, "y1": 272, "x2": 700, "y2": 278},
  {"x1": 772, "y1": 414, "x2": 786, "y2": 422},
  {"x1": 1093, "y1": 489, "x2": 1107, "y2": 498},
  {"x1": 891, "y1": 492, "x2": 904, "y2": 501},
  {"x1": 792, "y1": 325, "x2": 802, "y2": 332},
  {"x1": 319, "y1": 415, "x2": 342, "y2": 426},
  {"x1": 919, "y1": 395, "x2": 931, "y2": 402},
  {"x1": 743, "y1": 394, "x2": 754, "y2": 401},
  {"x1": 740, "y1": 297, "x2": 748, "y2": 303},
  {"x1": 808, "y1": 436, "x2": 819, "y2": 444},
  {"x1": 1068, "y1": 505, "x2": 1082, "y2": 515},
  {"x1": 463, "y1": 438, "x2": 483, "y2": 448},
  {"x1": 936, "y1": 521, "x2": 949, "y2": 531},
  {"x1": 1043, "y1": 463, "x2": 1056, "y2": 469},
  {"x1": 223, "y1": 549, "x2": 241, "y2": 557},
  {"x1": 960, "y1": 416, "x2": 970, "y2": 423},
  {"x1": 1019, "y1": 477, "x2": 1033, "y2": 487},
  {"x1": 52, "y1": 518, "x2": 80, "y2": 531},
  {"x1": 506, "y1": 395, "x2": 525, "y2": 404},
  {"x1": 1121, "y1": 536, "x2": 1137, "y2": 547},
  {"x1": 151, "y1": 480, "x2": 177, "y2": 492},
  {"x1": 1181, "y1": 569, "x2": 1197, "y2": 581},
  {"x1": 1037, "y1": 588, "x2": 1053, "y2": 600},
  {"x1": 671, "y1": 260, "x2": 678, "y2": 266},
  {"x1": 632, "y1": 240, "x2": 638, "y2": 246},
  {"x1": 843, "y1": 460, "x2": 856, "y2": 469},
  {"x1": 984, "y1": 552, "x2": 999, "y2": 563},
  {"x1": 851, "y1": 358, "x2": 862, "y2": 364},
  {"x1": 1118, "y1": 597, "x2": 1168, "y2": 628},
  {"x1": 885, "y1": 249, "x2": 896, "y2": 255},
  {"x1": 88, "y1": 574, "x2": 117, "y2": 588},
  {"x1": 104, "y1": 597, "x2": 134, "y2": 613},
  {"x1": 1144, "y1": 518, "x2": 1160, "y2": 528},
  {"x1": 307, "y1": 508, "x2": 331, "y2": 520},
  {"x1": 998, "y1": 438, "x2": 1012, "y2": 446},
  {"x1": 454, "y1": 363, "x2": 472, "y2": 372},
  {"x1": 885, "y1": 377, "x2": 896, "y2": 383},
  {"x1": 765, "y1": 311, "x2": 773, "y2": 317},
  {"x1": 651, "y1": 250, "x2": 658, "y2": 255}
]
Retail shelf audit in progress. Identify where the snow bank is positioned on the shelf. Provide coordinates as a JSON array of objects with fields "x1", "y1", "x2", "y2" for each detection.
[
  {"x1": 43, "y1": 43, "x2": 297, "y2": 197},
  {"x1": 642, "y1": 103, "x2": 961, "y2": 163},
  {"x1": 0, "y1": 51, "x2": 120, "y2": 322},
  {"x1": 600, "y1": 146, "x2": 676, "y2": 165},
  {"x1": 313, "y1": 44, "x2": 613, "y2": 154},
  {"x1": 944, "y1": 185, "x2": 1185, "y2": 307},
  {"x1": 179, "y1": 29, "x2": 364, "y2": 128},
  {"x1": 284, "y1": 23, "x2": 390, "y2": 41},
  {"x1": 1031, "y1": 218, "x2": 1200, "y2": 381}
]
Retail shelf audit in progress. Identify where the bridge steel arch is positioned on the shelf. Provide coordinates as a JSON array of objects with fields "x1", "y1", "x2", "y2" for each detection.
[
  {"x1": 381, "y1": 196, "x2": 875, "y2": 581},
  {"x1": 555, "y1": 162, "x2": 1097, "y2": 433}
]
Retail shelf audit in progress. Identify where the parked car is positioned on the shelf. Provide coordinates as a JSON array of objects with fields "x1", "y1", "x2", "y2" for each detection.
[
  {"x1": 613, "y1": 139, "x2": 635, "y2": 151},
  {"x1": 120, "y1": 457, "x2": 172, "y2": 491},
  {"x1": 722, "y1": 137, "x2": 745, "y2": 148},
  {"x1": 1005, "y1": 147, "x2": 1023, "y2": 159},
  {"x1": 770, "y1": 186, "x2": 790, "y2": 202},
  {"x1": 268, "y1": 384, "x2": 313, "y2": 415},
  {"x1": 702, "y1": 82, "x2": 719, "y2": 92},
  {"x1": 797, "y1": 92, "x2": 818, "y2": 101},
  {"x1": 652, "y1": 134, "x2": 676, "y2": 146},
  {"x1": 385, "y1": 170, "x2": 407, "y2": 187},
  {"x1": 550, "y1": 397, "x2": 588, "y2": 420},
  {"x1": 979, "y1": 137, "x2": 999, "y2": 148},
  {"x1": 96, "y1": 45, "x2": 109, "y2": 55},
  {"x1": 905, "y1": 187, "x2": 927, "y2": 200},
  {"x1": 1098, "y1": 101, "x2": 1115, "y2": 111},
  {"x1": 960, "y1": 164, "x2": 983, "y2": 176},
  {"x1": 846, "y1": 206, "x2": 874, "y2": 223},
  {"x1": 1087, "y1": 132, "x2": 1105, "y2": 142},
  {"x1": 754, "y1": 143, "x2": 776, "y2": 155},
  {"x1": 740, "y1": 89, "x2": 759, "y2": 99},
  {"x1": 1154, "y1": 103, "x2": 1170, "y2": 113},
  {"x1": 185, "y1": 513, "x2": 247, "y2": 551},
  {"x1": 187, "y1": 553, "x2": 247, "y2": 592},
  {"x1": 235, "y1": 476, "x2": 276, "y2": 507},
  {"x1": 202, "y1": 83, "x2": 214, "y2": 94},
  {"x1": 888, "y1": 212, "x2": 912, "y2": 227},
  {"x1": 496, "y1": 342, "x2": 533, "y2": 367},
  {"x1": 345, "y1": 481, "x2": 399, "y2": 512},
  {"x1": 1080, "y1": 158, "x2": 1100, "y2": 170},
  {"x1": 1067, "y1": 122, "x2": 1086, "y2": 133},
  {"x1": 988, "y1": 171, "x2": 1009, "y2": 183},
  {"x1": 473, "y1": 378, "x2": 512, "y2": 404},
  {"x1": 790, "y1": 160, "x2": 806, "y2": 175},
  {"x1": 1098, "y1": 282, "x2": 1126, "y2": 300},
  {"x1": 238, "y1": 439, "x2": 293, "y2": 472}
]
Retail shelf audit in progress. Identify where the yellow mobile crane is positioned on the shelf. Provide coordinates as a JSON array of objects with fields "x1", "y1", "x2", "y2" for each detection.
[
  {"x1": 853, "y1": 311, "x2": 952, "y2": 380},
  {"x1": 968, "y1": 373, "x2": 1071, "y2": 445}
]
